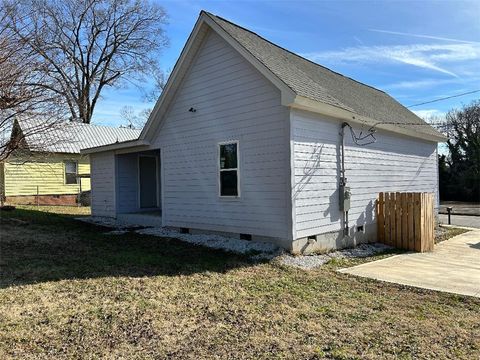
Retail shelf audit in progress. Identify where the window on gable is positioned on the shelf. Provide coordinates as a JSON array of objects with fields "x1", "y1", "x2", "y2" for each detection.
[
  {"x1": 219, "y1": 142, "x2": 239, "y2": 197},
  {"x1": 64, "y1": 160, "x2": 78, "y2": 185}
]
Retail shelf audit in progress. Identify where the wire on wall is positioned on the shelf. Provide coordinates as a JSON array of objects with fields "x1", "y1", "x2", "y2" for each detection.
[{"x1": 343, "y1": 122, "x2": 377, "y2": 146}]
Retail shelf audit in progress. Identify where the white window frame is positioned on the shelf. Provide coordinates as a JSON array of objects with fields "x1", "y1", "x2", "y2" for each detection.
[
  {"x1": 218, "y1": 140, "x2": 240, "y2": 198},
  {"x1": 64, "y1": 160, "x2": 78, "y2": 185}
]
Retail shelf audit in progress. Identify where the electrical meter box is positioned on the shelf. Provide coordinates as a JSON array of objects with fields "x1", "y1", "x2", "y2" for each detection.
[{"x1": 339, "y1": 185, "x2": 351, "y2": 212}]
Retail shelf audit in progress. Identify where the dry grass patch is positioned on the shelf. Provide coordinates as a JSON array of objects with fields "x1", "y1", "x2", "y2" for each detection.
[
  {"x1": 435, "y1": 226, "x2": 470, "y2": 244},
  {"x1": 0, "y1": 208, "x2": 479, "y2": 359},
  {"x1": 15, "y1": 205, "x2": 91, "y2": 216}
]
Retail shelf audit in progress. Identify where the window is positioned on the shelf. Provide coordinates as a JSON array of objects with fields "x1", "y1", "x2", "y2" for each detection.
[
  {"x1": 64, "y1": 160, "x2": 78, "y2": 185},
  {"x1": 219, "y1": 141, "x2": 239, "y2": 197}
]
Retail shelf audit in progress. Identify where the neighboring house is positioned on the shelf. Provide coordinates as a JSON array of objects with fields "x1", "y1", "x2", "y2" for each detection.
[
  {"x1": 82, "y1": 11, "x2": 445, "y2": 253},
  {"x1": 1, "y1": 120, "x2": 140, "y2": 205}
]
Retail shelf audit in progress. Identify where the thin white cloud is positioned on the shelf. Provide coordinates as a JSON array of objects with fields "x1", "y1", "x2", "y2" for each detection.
[
  {"x1": 369, "y1": 29, "x2": 479, "y2": 44},
  {"x1": 383, "y1": 75, "x2": 480, "y2": 90},
  {"x1": 353, "y1": 36, "x2": 363, "y2": 45},
  {"x1": 413, "y1": 109, "x2": 446, "y2": 120},
  {"x1": 302, "y1": 43, "x2": 480, "y2": 77},
  {"x1": 384, "y1": 79, "x2": 450, "y2": 90},
  {"x1": 391, "y1": 54, "x2": 457, "y2": 77}
]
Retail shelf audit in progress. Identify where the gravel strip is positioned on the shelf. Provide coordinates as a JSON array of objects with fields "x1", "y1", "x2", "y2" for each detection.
[
  {"x1": 76, "y1": 216, "x2": 281, "y2": 257},
  {"x1": 75, "y1": 216, "x2": 146, "y2": 231},
  {"x1": 76, "y1": 216, "x2": 391, "y2": 263},
  {"x1": 137, "y1": 227, "x2": 282, "y2": 257},
  {"x1": 435, "y1": 226, "x2": 447, "y2": 238},
  {"x1": 279, "y1": 243, "x2": 393, "y2": 270}
]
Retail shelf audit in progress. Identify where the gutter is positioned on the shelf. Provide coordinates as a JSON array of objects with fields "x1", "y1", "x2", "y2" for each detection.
[
  {"x1": 289, "y1": 95, "x2": 447, "y2": 143},
  {"x1": 80, "y1": 139, "x2": 150, "y2": 155}
]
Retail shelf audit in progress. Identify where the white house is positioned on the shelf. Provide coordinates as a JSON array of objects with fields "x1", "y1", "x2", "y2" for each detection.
[{"x1": 82, "y1": 11, "x2": 445, "y2": 253}]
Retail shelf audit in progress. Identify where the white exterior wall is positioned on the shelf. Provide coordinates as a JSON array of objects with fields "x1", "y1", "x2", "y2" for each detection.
[
  {"x1": 291, "y1": 109, "x2": 438, "y2": 241},
  {"x1": 151, "y1": 30, "x2": 291, "y2": 240},
  {"x1": 90, "y1": 151, "x2": 116, "y2": 217}
]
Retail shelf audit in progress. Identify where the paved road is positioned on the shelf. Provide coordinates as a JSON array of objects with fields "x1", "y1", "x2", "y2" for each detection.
[
  {"x1": 438, "y1": 214, "x2": 480, "y2": 228},
  {"x1": 340, "y1": 229, "x2": 480, "y2": 298},
  {"x1": 439, "y1": 202, "x2": 479, "y2": 216}
]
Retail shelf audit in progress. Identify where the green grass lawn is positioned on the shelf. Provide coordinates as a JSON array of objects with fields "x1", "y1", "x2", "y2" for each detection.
[{"x1": 0, "y1": 207, "x2": 478, "y2": 359}]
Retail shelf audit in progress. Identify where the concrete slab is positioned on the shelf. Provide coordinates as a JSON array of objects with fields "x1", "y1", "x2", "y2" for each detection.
[{"x1": 339, "y1": 230, "x2": 480, "y2": 298}]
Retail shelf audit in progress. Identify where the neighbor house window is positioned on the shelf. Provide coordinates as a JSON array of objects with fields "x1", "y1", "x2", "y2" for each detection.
[
  {"x1": 219, "y1": 141, "x2": 239, "y2": 197},
  {"x1": 64, "y1": 160, "x2": 78, "y2": 185}
]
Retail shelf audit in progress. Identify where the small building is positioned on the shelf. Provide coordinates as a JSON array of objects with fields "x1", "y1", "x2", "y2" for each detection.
[
  {"x1": 1, "y1": 120, "x2": 140, "y2": 206},
  {"x1": 83, "y1": 11, "x2": 445, "y2": 253}
]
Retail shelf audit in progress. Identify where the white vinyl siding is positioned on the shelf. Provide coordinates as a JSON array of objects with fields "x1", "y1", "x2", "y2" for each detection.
[
  {"x1": 151, "y1": 30, "x2": 290, "y2": 239},
  {"x1": 90, "y1": 151, "x2": 116, "y2": 217},
  {"x1": 291, "y1": 109, "x2": 438, "y2": 239}
]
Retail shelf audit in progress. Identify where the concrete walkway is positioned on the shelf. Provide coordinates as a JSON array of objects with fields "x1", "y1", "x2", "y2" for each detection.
[{"x1": 339, "y1": 229, "x2": 480, "y2": 298}]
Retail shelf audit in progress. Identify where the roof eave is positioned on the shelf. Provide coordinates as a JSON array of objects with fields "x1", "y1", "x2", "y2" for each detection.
[
  {"x1": 80, "y1": 139, "x2": 150, "y2": 154},
  {"x1": 289, "y1": 95, "x2": 447, "y2": 143},
  {"x1": 138, "y1": 12, "x2": 297, "y2": 142},
  {"x1": 28, "y1": 149, "x2": 80, "y2": 155}
]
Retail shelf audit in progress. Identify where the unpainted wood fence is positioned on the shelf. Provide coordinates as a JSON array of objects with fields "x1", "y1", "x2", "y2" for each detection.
[{"x1": 376, "y1": 192, "x2": 435, "y2": 252}]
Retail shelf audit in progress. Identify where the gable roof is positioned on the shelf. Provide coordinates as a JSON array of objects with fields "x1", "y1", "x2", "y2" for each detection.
[
  {"x1": 84, "y1": 10, "x2": 445, "y2": 155},
  {"x1": 204, "y1": 12, "x2": 444, "y2": 140},
  {"x1": 16, "y1": 118, "x2": 141, "y2": 154}
]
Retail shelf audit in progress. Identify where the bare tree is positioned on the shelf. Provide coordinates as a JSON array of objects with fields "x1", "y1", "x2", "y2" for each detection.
[
  {"x1": 120, "y1": 67, "x2": 170, "y2": 129},
  {"x1": 4, "y1": 0, "x2": 168, "y2": 124},
  {"x1": 120, "y1": 105, "x2": 149, "y2": 129},
  {"x1": 142, "y1": 66, "x2": 170, "y2": 103},
  {"x1": 0, "y1": 7, "x2": 66, "y2": 163}
]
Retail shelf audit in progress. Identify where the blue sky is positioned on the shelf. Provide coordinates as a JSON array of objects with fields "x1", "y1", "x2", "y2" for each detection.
[{"x1": 92, "y1": 0, "x2": 480, "y2": 127}]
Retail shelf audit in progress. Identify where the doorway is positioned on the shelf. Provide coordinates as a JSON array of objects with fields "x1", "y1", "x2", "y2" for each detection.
[{"x1": 138, "y1": 155, "x2": 158, "y2": 209}]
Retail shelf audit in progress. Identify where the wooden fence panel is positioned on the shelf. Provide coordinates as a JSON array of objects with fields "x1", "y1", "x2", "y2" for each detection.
[
  {"x1": 378, "y1": 193, "x2": 385, "y2": 243},
  {"x1": 407, "y1": 193, "x2": 414, "y2": 250},
  {"x1": 401, "y1": 193, "x2": 408, "y2": 249},
  {"x1": 395, "y1": 192, "x2": 402, "y2": 248},
  {"x1": 376, "y1": 192, "x2": 435, "y2": 252},
  {"x1": 384, "y1": 193, "x2": 391, "y2": 246},
  {"x1": 426, "y1": 194, "x2": 435, "y2": 252},
  {"x1": 390, "y1": 193, "x2": 396, "y2": 247},
  {"x1": 421, "y1": 194, "x2": 427, "y2": 252},
  {"x1": 414, "y1": 193, "x2": 422, "y2": 252}
]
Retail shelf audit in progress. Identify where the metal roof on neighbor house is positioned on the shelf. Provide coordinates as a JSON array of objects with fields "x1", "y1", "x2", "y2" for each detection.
[
  {"x1": 205, "y1": 12, "x2": 444, "y2": 139},
  {"x1": 17, "y1": 118, "x2": 141, "y2": 154}
]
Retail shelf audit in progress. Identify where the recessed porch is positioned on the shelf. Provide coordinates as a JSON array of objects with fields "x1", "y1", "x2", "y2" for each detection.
[{"x1": 115, "y1": 149, "x2": 162, "y2": 226}]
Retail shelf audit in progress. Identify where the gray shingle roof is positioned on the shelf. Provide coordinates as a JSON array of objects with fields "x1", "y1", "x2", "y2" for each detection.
[
  {"x1": 17, "y1": 118, "x2": 141, "y2": 154},
  {"x1": 206, "y1": 12, "x2": 443, "y2": 139}
]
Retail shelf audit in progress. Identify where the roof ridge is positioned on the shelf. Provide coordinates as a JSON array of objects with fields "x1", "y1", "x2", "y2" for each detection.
[
  {"x1": 18, "y1": 117, "x2": 141, "y2": 132},
  {"x1": 203, "y1": 11, "x2": 389, "y2": 96},
  {"x1": 71, "y1": 121, "x2": 142, "y2": 131}
]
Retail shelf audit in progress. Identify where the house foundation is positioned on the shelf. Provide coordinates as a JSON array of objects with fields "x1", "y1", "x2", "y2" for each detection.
[{"x1": 5, "y1": 194, "x2": 78, "y2": 206}]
